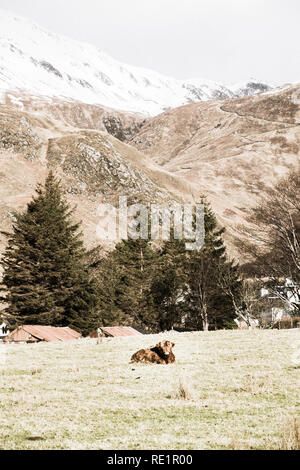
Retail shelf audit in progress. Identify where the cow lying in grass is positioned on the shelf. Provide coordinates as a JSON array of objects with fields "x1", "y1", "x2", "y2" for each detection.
[{"x1": 131, "y1": 340, "x2": 175, "y2": 364}]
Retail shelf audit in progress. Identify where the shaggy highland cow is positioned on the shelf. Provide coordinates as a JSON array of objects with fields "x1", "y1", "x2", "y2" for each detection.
[{"x1": 131, "y1": 340, "x2": 175, "y2": 364}]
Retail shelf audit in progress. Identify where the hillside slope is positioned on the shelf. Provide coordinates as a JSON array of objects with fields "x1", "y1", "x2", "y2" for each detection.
[
  {"x1": 0, "y1": 102, "x2": 194, "y2": 256},
  {"x1": 0, "y1": 85, "x2": 299, "y2": 259},
  {"x1": 130, "y1": 85, "x2": 300, "y2": 247}
]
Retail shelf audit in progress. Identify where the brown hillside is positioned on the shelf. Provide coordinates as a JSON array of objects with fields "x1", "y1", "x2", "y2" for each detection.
[
  {"x1": 0, "y1": 85, "x2": 299, "y2": 261},
  {"x1": 0, "y1": 98, "x2": 192, "y2": 259},
  {"x1": 130, "y1": 85, "x2": 300, "y2": 250}
]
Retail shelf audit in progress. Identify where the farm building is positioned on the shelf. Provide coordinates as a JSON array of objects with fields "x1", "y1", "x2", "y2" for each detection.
[
  {"x1": 4, "y1": 325, "x2": 81, "y2": 344},
  {"x1": 89, "y1": 326, "x2": 143, "y2": 338}
]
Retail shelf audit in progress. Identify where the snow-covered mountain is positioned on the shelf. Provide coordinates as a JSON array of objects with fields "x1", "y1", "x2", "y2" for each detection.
[{"x1": 0, "y1": 9, "x2": 273, "y2": 116}]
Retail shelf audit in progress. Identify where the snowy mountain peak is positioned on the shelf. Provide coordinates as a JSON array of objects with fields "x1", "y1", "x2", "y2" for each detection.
[{"x1": 0, "y1": 9, "x2": 273, "y2": 115}]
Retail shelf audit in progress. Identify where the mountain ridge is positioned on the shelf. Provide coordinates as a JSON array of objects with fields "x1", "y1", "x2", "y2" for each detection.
[{"x1": 0, "y1": 8, "x2": 274, "y2": 116}]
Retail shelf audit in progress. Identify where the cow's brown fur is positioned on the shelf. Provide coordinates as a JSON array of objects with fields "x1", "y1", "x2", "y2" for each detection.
[{"x1": 130, "y1": 341, "x2": 175, "y2": 364}]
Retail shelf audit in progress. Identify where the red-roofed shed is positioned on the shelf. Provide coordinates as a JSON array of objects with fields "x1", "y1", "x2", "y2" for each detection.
[
  {"x1": 89, "y1": 326, "x2": 143, "y2": 338},
  {"x1": 4, "y1": 325, "x2": 81, "y2": 344}
]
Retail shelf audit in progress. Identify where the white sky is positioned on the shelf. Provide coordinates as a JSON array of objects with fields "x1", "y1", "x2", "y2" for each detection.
[{"x1": 0, "y1": 0, "x2": 299, "y2": 84}]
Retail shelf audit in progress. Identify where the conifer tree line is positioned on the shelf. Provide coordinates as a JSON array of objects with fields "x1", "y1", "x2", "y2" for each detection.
[
  {"x1": 95, "y1": 203, "x2": 242, "y2": 332},
  {"x1": 0, "y1": 172, "x2": 243, "y2": 334}
]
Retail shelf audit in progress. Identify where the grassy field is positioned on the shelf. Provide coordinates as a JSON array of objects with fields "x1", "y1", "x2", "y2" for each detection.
[{"x1": 0, "y1": 329, "x2": 299, "y2": 450}]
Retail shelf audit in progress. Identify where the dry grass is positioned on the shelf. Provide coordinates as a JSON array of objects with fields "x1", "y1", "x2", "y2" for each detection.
[
  {"x1": 279, "y1": 418, "x2": 300, "y2": 450},
  {"x1": 234, "y1": 373, "x2": 273, "y2": 396},
  {"x1": 0, "y1": 329, "x2": 299, "y2": 450},
  {"x1": 176, "y1": 377, "x2": 194, "y2": 401}
]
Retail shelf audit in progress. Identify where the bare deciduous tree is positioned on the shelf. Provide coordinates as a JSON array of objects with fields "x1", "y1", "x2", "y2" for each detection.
[{"x1": 239, "y1": 170, "x2": 300, "y2": 313}]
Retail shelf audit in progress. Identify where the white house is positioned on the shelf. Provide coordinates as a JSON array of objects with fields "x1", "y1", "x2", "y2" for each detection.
[
  {"x1": 261, "y1": 278, "x2": 300, "y2": 313},
  {"x1": 0, "y1": 323, "x2": 9, "y2": 340}
]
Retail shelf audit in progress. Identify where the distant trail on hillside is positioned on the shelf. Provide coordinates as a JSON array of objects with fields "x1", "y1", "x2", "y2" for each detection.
[{"x1": 219, "y1": 103, "x2": 300, "y2": 128}]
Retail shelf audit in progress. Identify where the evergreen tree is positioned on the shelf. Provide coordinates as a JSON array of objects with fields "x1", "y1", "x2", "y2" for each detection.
[
  {"x1": 110, "y1": 238, "x2": 159, "y2": 329},
  {"x1": 94, "y1": 254, "x2": 129, "y2": 327},
  {"x1": 185, "y1": 202, "x2": 241, "y2": 331},
  {"x1": 93, "y1": 238, "x2": 159, "y2": 330},
  {"x1": 88, "y1": 238, "x2": 160, "y2": 330},
  {"x1": 213, "y1": 258, "x2": 242, "y2": 329},
  {"x1": 150, "y1": 237, "x2": 187, "y2": 331},
  {"x1": 0, "y1": 172, "x2": 98, "y2": 334}
]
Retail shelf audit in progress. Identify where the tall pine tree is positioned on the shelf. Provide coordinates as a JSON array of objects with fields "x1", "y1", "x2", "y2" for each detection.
[
  {"x1": 150, "y1": 237, "x2": 187, "y2": 331},
  {"x1": 111, "y1": 238, "x2": 159, "y2": 329},
  {"x1": 93, "y1": 253, "x2": 129, "y2": 327},
  {"x1": 0, "y1": 172, "x2": 98, "y2": 334},
  {"x1": 93, "y1": 238, "x2": 159, "y2": 330},
  {"x1": 185, "y1": 202, "x2": 241, "y2": 331}
]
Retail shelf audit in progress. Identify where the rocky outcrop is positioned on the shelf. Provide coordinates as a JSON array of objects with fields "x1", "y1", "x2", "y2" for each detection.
[
  {"x1": 0, "y1": 107, "x2": 42, "y2": 160},
  {"x1": 47, "y1": 131, "x2": 166, "y2": 201}
]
